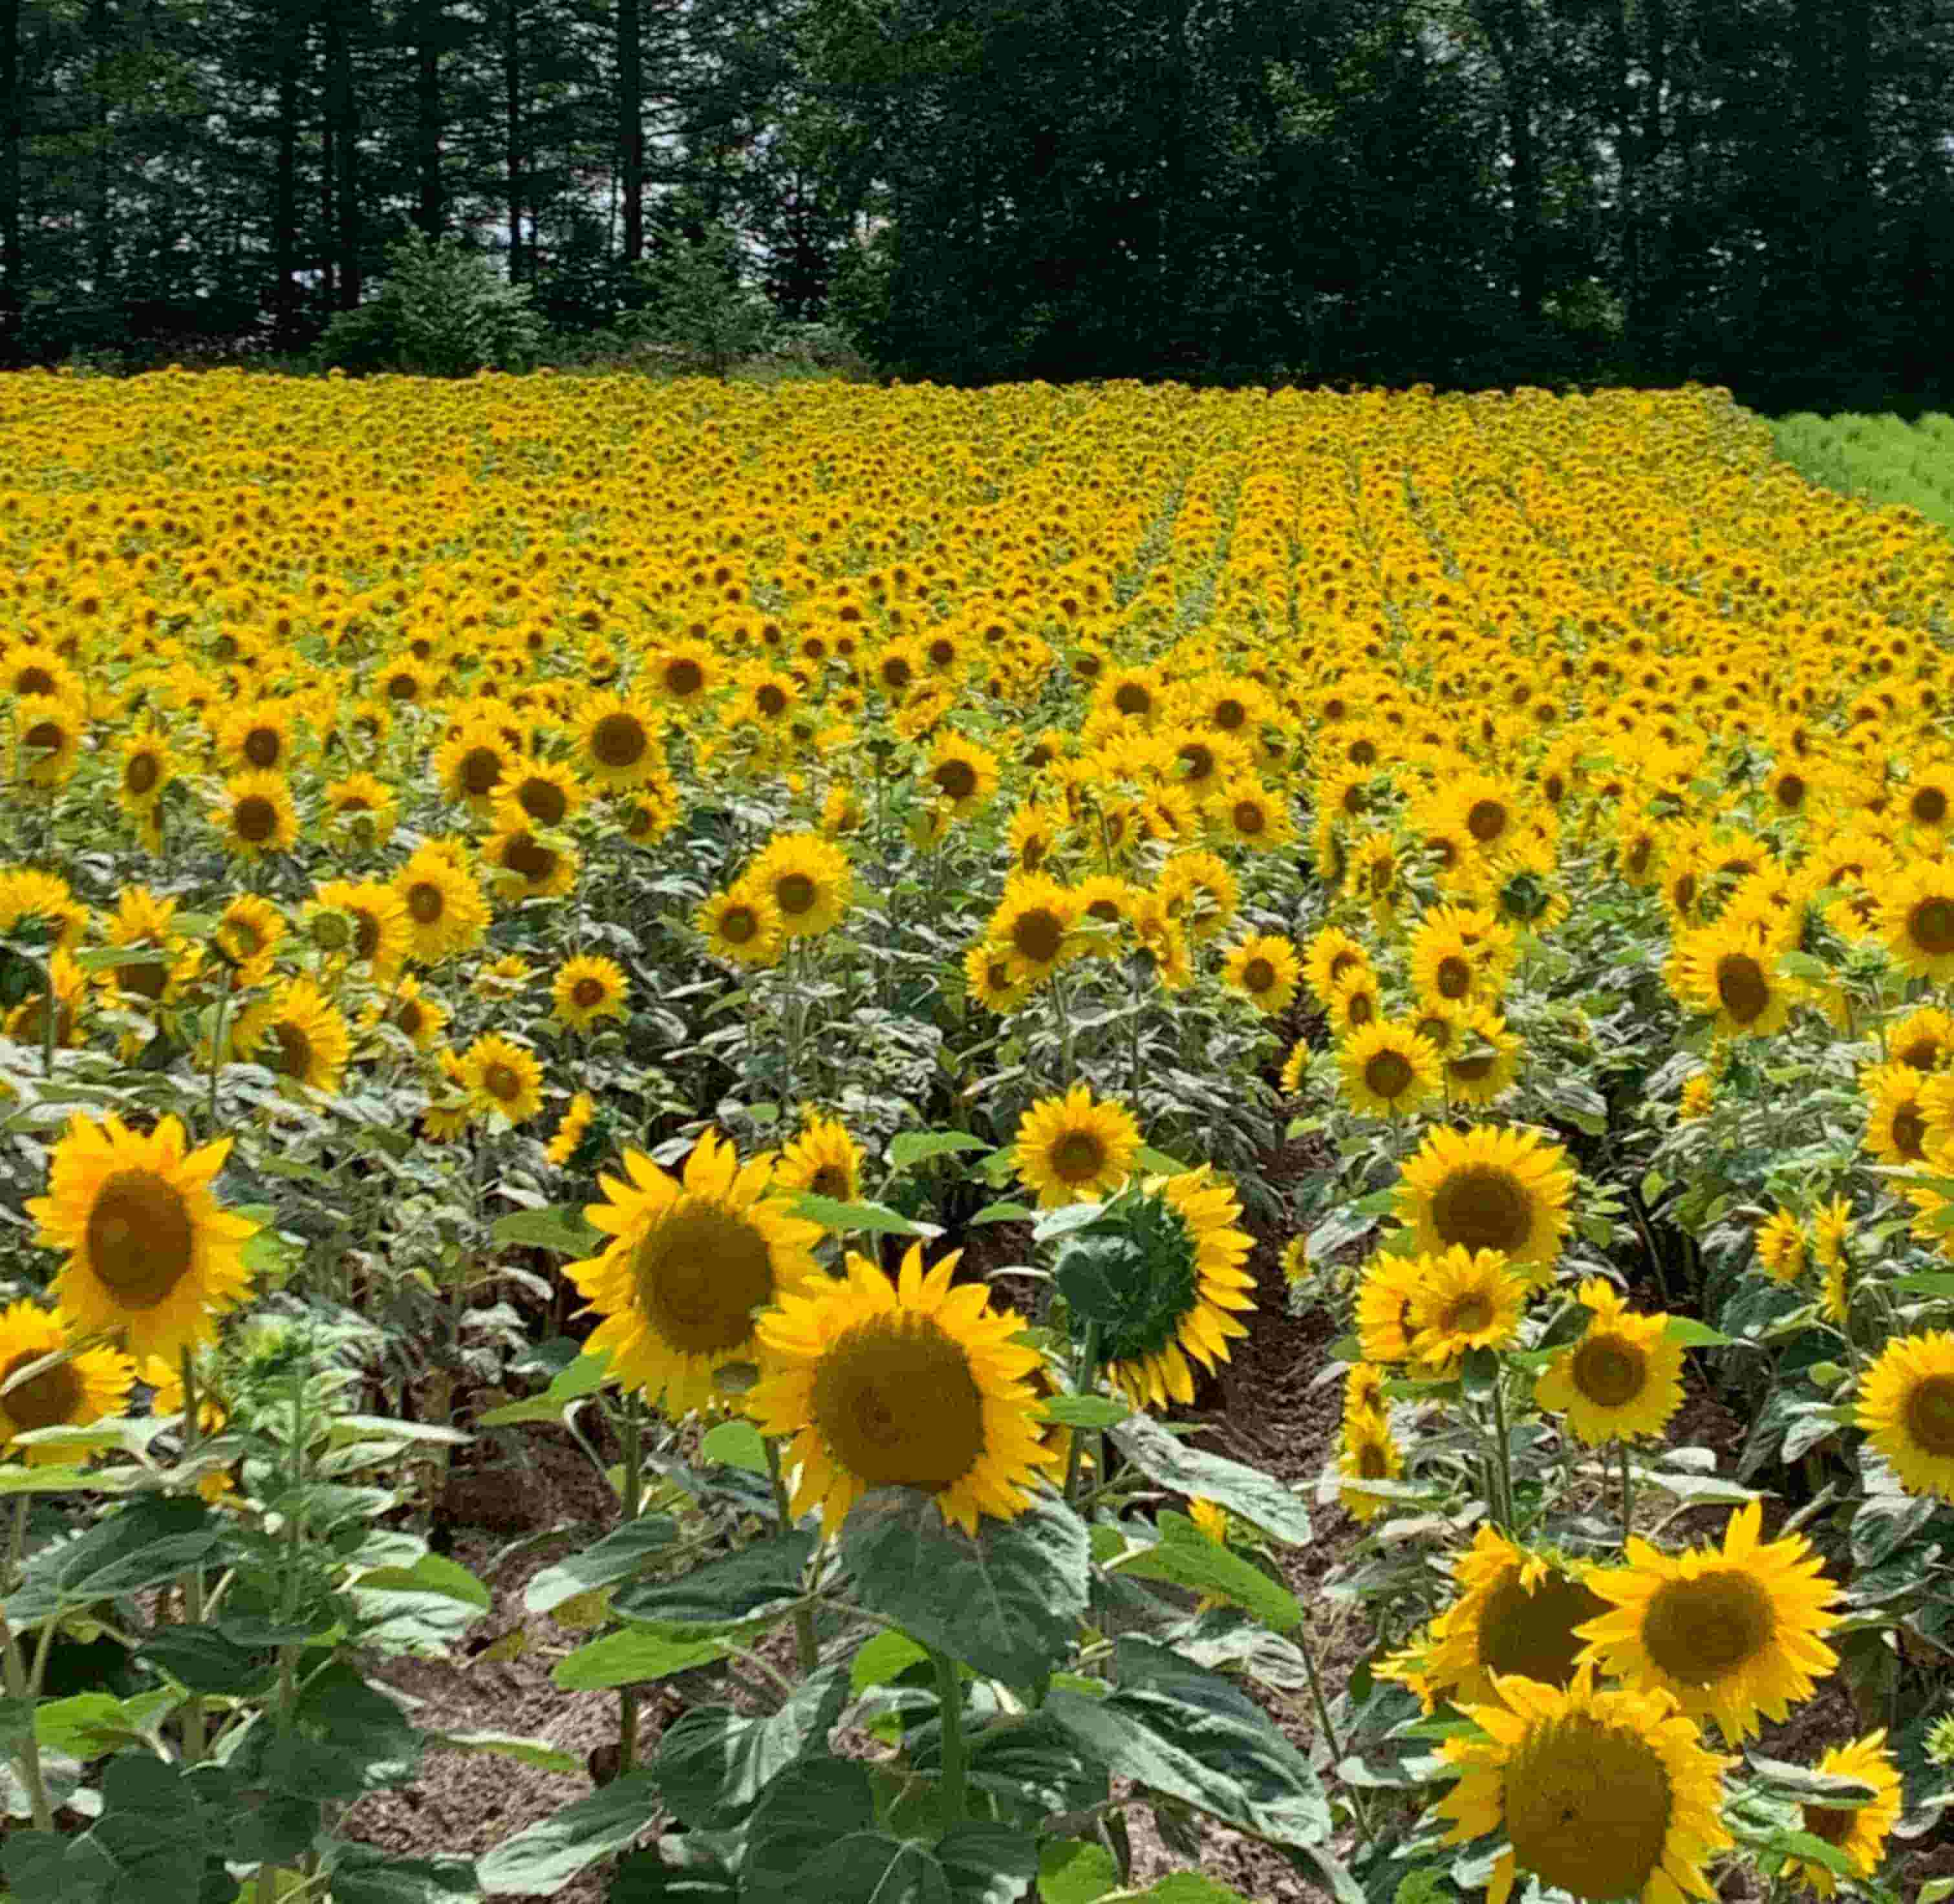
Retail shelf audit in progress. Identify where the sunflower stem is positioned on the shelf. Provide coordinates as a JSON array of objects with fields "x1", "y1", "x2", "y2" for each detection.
[
  {"x1": 764, "y1": 1435, "x2": 820, "y2": 1677},
  {"x1": 1488, "y1": 1370, "x2": 1517, "y2": 1531},
  {"x1": 1618, "y1": 1436, "x2": 1636, "y2": 1544},
  {"x1": 38, "y1": 952, "x2": 56, "y2": 1076},
  {"x1": 178, "y1": 1345, "x2": 208, "y2": 1766},
  {"x1": 1064, "y1": 1322, "x2": 1102, "y2": 1506},
  {"x1": 0, "y1": 1611, "x2": 52, "y2": 1830},
  {"x1": 206, "y1": 986, "x2": 230, "y2": 1132},
  {"x1": 617, "y1": 1391, "x2": 643, "y2": 1773},
  {"x1": 930, "y1": 1648, "x2": 968, "y2": 1821},
  {"x1": 1049, "y1": 969, "x2": 1075, "y2": 1090}
]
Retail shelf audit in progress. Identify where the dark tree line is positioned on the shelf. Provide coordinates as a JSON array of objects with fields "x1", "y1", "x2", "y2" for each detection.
[{"x1": 1, "y1": 0, "x2": 1950, "y2": 410}]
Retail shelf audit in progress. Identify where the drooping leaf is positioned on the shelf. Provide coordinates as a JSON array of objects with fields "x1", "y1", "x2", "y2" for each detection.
[
  {"x1": 652, "y1": 1663, "x2": 850, "y2": 1830},
  {"x1": 552, "y1": 1628, "x2": 730, "y2": 1692},
  {"x1": 610, "y1": 1531, "x2": 816, "y2": 1629},
  {"x1": 524, "y1": 1517, "x2": 679, "y2": 1615},
  {"x1": 1109, "y1": 1414, "x2": 1312, "y2": 1546},
  {"x1": 475, "y1": 1770, "x2": 661, "y2": 1894}
]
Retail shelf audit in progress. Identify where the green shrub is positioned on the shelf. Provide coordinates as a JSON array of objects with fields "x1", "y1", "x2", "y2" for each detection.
[
  {"x1": 619, "y1": 226, "x2": 775, "y2": 380},
  {"x1": 316, "y1": 228, "x2": 544, "y2": 378}
]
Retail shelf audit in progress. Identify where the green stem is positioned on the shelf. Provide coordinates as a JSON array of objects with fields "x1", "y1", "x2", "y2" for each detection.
[
  {"x1": 206, "y1": 987, "x2": 230, "y2": 1132},
  {"x1": 1618, "y1": 1436, "x2": 1636, "y2": 1546},
  {"x1": 178, "y1": 1347, "x2": 208, "y2": 1766},
  {"x1": 931, "y1": 1648, "x2": 967, "y2": 1821},
  {"x1": 763, "y1": 1436, "x2": 820, "y2": 1676},
  {"x1": 1049, "y1": 968, "x2": 1075, "y2": 1090},
  {"x1": 1126, "y1": 960, "x2": 1144, "y2": 1106},
  {"x1": 618, "y1": 1393, "x2": 643, "y2": 1775},
  {"x1": 1064, "y1": 1321, "x2": 1102, "y2": 1506},
  {"x1": 0, "y1": 1612, "x2": 52, "y2": 1830},
  {"x1": 1488, "y1": 1372, "x2": 1517, "y2": 1532},
  {"x1": 38, "y1": 953, "x2": 57, "y2": 1076}
]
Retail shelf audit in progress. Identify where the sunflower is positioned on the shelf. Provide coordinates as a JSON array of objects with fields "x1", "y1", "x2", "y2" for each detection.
[
  {"x1": 1343, "y1": 1360, "x2": 1388, "y2": 1432},
  {"x1": 103, "y1": 887, "x2": 186, "y2": 1008},
  {"x1": 1672, "y1": 918, "x2": 1795, "y2": 1039},
  {"x1": 1328, "y1": 968, "x2": 1382, "y2": 1036},
  {"x1": 1862, "y1": 1063, "x2": 1931, "y2": 1166},
  {"x1": 1433, "y1": 1663, "x2": 1734, "y2": 1904},
  {"x1": 645, "y1": 638, "x2": 720, "y2": 709},
  {"x1": 1536, "y1": 1279, "x2": 1684, "y2": 1445},
  {"x1": 1156, "y1": 850, "x2": 1240, "y2": 942},
  {"x1": 434, "y1": 720, "x2": 516, "y2": 816},
  {"x1": 963, "y1": 939, "x2": 1035, "y2": 1014},
  {"x1": 460, "y1": 1033, "x2": 545, "y2": 1125},
  {"x1": 307, "y1": 878, "x2": 410, "y2": 979},
  {"x1": 1221, "y1": 933, "x2": 1302, "y2": 1015},
  {"x1": 748, "y1": 1244, "x2": 1057, "y2": 1537},
  {"x1": 546, "y1": 1092, "x2": 597, "y2": 1169},
  {"x1": 392, "y1": 843, "x2": 489, "y2": 966},
  {"x1": 370, "y1": 975, "x2": 447, "y2": 1052},
  {"x1": 1417, "y1": 1526, "x2": 1613, "y2": 1708},
  {"x1": 1405, "y1": 1246, "x2": 1528, "y2": 1376},
  {"x1": 1856, "y1": 1328, "x2": 1954, "y2": 1500},
  {"x1": 5, "y1": 948, "x2": 93, "y2": 1049},
  {"x1": 213, "y1": 893, "x2": 286, "y2": 986},
  {"x1": 1885, "y1": 1004, "x2": 1954, "y2": 1074},
  {"x1": 1338, "y1": 1022, "x2": 1442, "y2": 1118},
  {"x1": 27, "y1": 1113, "x2": 258, "y2": 1365},
  {"x1": 774, "y1": 1114, "x2": 864, "y2": 1204},
  {"x1": 1014, "y1": 1084, "x2": 1141, "y2": 1209},
  {"x1": 418, "y1": 1047, "x2": 475, "y2": 1143},
  {"x1": 575, "y1": 688, "x2": 665, "y2": 790},
  {"x1": 210, "y1": 770, "x2": 299, "y2": 860},
  {"x1": 1396, "y1": 1123, "x2": 1574, "y2": 1279},
  {"x1": 566, "y1": 1131, "x2": 824, "y2": 1416},
  {"x1": 1755, "y1": 1209, "x2": 1808, "y2": 1284},
  {"x1": 1679, "y1": 1074, "x2": 1715, "y2": 1121},
  {"x1": 1880, "y1": 859, "x2": 1954, "y2": 982},
  {"x1": 696, "y1": 885, "x2": 784, "y2": 968},
  {"x1": 1095, "y1": 1170, "x2": 1257, "y2": 1410},
  {"x1": 1811, "y1": 1196, "x2": 1854, "y2": 1275},
  {"x1": 1210, "y1": 773, "x2": 1294, "y2": 851},
  {"x1": 0, "y1": 1301, "x2": 136, "y2": 1466},
  {"x1": 1303, "y1": 925, "x2": 1371, "y2": 1007},
  {"x1": 989, "y1": 873, "x2": 1083, "y2": 977},
  {"x1": 1575, "y1": 1499, "x2": 1843, "y2": 1741},
  {"x1": 1410, "y1": 921, "x2": 1485, "y2": 1008},
  {"x1": 500, "y1": 759, "x2": 585, "y2": 830},
  {"x1": 923, "y1": 731, "x2": 1001, "y2": 819},
  {"x1": 485, "y1": 820, "x2": 580, "y2": 904},
  {"x1": 217, "y1": 700, "x2": 298, "y2": 777},
  {"x1": 323, "y1": 771, "x2": 400, "y2": 847},
  {"x1": 116, "y1": 733, "x2": 175, "y2": 810},
  {"x1": 0, "y1": 869, "x2": 87, "y2": 951},
  {"x1": 746, "y1": 833, "x2": 853, "y2": 940},
  {"x1": 15, "y1": 694, "x2": 83, "y2": 786},
  {"x1": 552, "y1": 954, "x2": 628, "y2": 1031},
  {"x1": 1337, "y1": 1414, "x2": 1403, "y2": 1522},
  {"x1": 1443, "y1": 1005, "x2": 1523, "y2": 1107},
  {"x1": 1356, "y1": 1253, "x2": 1423, "y2": 1365},
  {"x1": 231, "y1": 977, "x2": 352, "y2": 1096},
  {"x1": 1781, "y1": 1731, "x2": 1903, "y2": 1898}
]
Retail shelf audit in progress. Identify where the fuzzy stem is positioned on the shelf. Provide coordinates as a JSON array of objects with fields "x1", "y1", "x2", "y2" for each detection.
[
  {"x1": 1618, "y1": 1436, "x2": 1637, "y2": 1545},
  {"x1": 0, "y1": 1612, "x2": 52, "y2": 1830},
  {"x1": 617, "y1": 1392, "x2": 643, "y2": 1773},
  {"x1": 764, "y1": 1435, "x2": 820, "y2": 1676},
  {"x1": 1064, "y1": 1321, "x2": 1102, "y2": 1506},
  {"x1": 931, "y1": 1649, "x2": 968, "y2": 1821},
  {"x1": 178, "y1": 1346, "x2": 208, "y2": 1766}
]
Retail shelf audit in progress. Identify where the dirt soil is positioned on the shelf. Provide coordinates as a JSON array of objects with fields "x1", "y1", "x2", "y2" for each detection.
[{"x1": 355, "y1": 1136, "x2": 1946, "y2": 1901}]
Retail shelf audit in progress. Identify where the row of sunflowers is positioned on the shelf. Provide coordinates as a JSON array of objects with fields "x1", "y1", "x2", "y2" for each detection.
[{"x1": 0, "y1": 367, "x2": 1948, "y2": 1901}]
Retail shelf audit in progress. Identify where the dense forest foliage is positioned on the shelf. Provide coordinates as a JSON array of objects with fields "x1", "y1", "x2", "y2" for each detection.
[{"x1": 3, "y1": 0, "x2": 1951, "y2": 407}]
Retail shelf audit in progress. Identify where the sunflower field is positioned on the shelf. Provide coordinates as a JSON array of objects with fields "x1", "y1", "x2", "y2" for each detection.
[{"x1": 0, "y1": 365, "x2": 1951, "y2": 1904}]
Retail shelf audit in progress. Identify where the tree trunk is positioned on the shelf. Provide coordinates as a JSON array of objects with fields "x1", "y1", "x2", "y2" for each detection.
[
  {"x1": 503, "y1": 0, "x2": 521, "y2": 278},
  {"x1": 0, "y1": 0, "x2": 21, "y2": 365},
  {"x1": 88, "y1": 0, "x2": 111, "y2": 300},
  {"x1": 273, "y1": 0, "x2": 300, "y2": 347},
  {"x1": 1472, "y1": 0, "x2": 1545, "y2": 328},
  {"x1": 325, "y1": 0, "x2": 359, "y2": 308},
  {"x1": 619, "y1": 0, "x2": 643, "y2": 263},
  {"x1": 415, "y1": 0, "x2": 442, "y2": 238}
]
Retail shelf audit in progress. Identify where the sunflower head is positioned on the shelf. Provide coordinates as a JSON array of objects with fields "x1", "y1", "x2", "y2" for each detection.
[
  {"x1": 1858, "y1": 1328, "x2": 1954, "y2": 1502},
  {"x1": 1396, "y1": 1123, "x2": 1574, "y2": 1279},
  {"x1": 1013, "y1": 1084, "x2": 1141, "y2": 1210},
  {"x1": 1534, "y1": 1278, "x2": 1685, "y2": 1445},
  {"x1": 0, "y1": 1302, "x2": 136, "y2": 1466}
]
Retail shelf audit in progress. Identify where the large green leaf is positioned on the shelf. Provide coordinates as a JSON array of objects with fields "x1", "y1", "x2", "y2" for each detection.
[
  {"x1": 475, "y1": 1770, "x2": 661, "y2": 1894},
  {"x1": 611, "y1": 1531, "x2": 816, "y2": 1629},
  {"x1": 524, "y1": 1517, "x2": 679, "y2": 1615},
  {"x1": 1108, "y1": 1517, "x2": 1302, "y2": 1632},
  {"x1": 553, "y1": 1628, "x2": 730, "y2": 1692},
  {"x1": 839, "y1": 1488, "x2": 1089, "y2": 1685},
  {"x1": 490, "y1": 1206, "x2": 603, "y2": 1258},
  {"x1": 7, "y1": 1496, "x2": 224, "y2": 1624},
  {"x1": 652, "y1": 1662, "x2": 850, "y2": 1830},
  {"x1": 1108, "y1": 1414, "x2": 1312, "y2": 1546},
  {"x1": 326, "y1": 1841, "x2": 482, "y2": 1903},
  {"x1": 1044, "y1": 1644, "x2": 1331, "y2": 1850}
]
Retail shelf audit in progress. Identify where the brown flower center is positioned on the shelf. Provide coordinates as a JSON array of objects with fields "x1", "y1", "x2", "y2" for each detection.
[
  {"x1": 632, "y1": 1204, "x2": 775, "y2": 1356},
  {"x1": 1714, "y1": 953, "x2": 1769, "y2": 1025},
  {"x1": 1503, "y1": 1713, "x2": 1673, "y2": 1902},
  {"x1": 1011, "y1": 906, "x2": 1065, "y2": 966},
  {"x1": 591, "y1": 712, "x2": 648, "y2": 770},
  {"x1": 1642, "y1": 1568, "x2": 1777, "y2": 1685},
  {"x1": 517, "y1": 779, "x2": 568, "y2": 827},
  {"x1": 1906, "y1": 898, "x2": 1954, "y2": 959},
  {"x1": 1428, "y1": 1165, "x2": 1532, "y2": 1255},
  {"x1": 85, "y1": 1169, "x2": 195, "y2": 1309},
  {"x1": 664, "y1": 658, "x2": 704, "y2": 698},
  {"x1": 811, "y1": 1314, "x2": 983, "y2": 1493},
  {"x1": 1572, "y1": 1333, "x2": 1647, "y2": 1409},
  {"x1": 1466, "y1": 799, "x2": 1508, "y2": 844},
  {"x1": 460, "y1": 746, "x2": 502, "y2": 796},
  {"x1": 1364, "y1": 1051, "x2": 1413, "y2": 1100},
  {"x1": 124, "y1": 753, "x2": 160, "y2": 796},
  {"x1": 774, "y1": 873, "x2": 817, "y2": 916},
  {"x1": 1049, "y1": 1130, "x2": 1107, "y2": 1184},
  {"x1": 1905, "y1": 1372, "x2": 1954, "y2": 1456},
  {"x1": 233, "y1": 795, "x2": 279, "y2": 845},
  {"x1": 1910, "y1": 785, "x2": 1948, "y2": 827},
  {"x1": 406, "y1": 881, "x2": 445, "y2": 925},
  {"x1": 0, "y1": 1346, "x2": 81, "y2": 1435}
]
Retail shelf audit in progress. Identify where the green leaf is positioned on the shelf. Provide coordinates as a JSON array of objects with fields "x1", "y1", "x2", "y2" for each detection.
[
  {"x1": 1111, "y1": 1517, "x2": 1302, "y2": 1632},
  {"x1": 325, "y1": 1843, "x2": 483, "y2": 1903},
  {"x1": 356, "y1": 1553, "x2": 492, "y2": 1611},
  {"x1": 1889, "y1": 1271, "x2": 1954, "y2": 1297},
  {"x1": 524, "y1": 1516, "x2": 679, "y2": 1615},
  {"x1": 840, "y1": 1487, "x2": 1090, "y2": 1685},
  {"x1": 1664, "y1": 1317, "x2": 1735, "y2": 1348},
  {"x1": 850, "y1": 1629, "x2": 930, "y2": 1694},
  {"x1": 1133, "y1": 1879, "x2": 1260, "y2": 1903},
  {"x1": 653, "y1": 1662, "x2": 850, "y2": 1830},
  {"x1": 700, "y1": 1420, "x2": 769, "y2": 1473},
  {"x1": 490, "y1": 1207, "x2": 602, "y2": 1258},
  {"x1": 477, "y1": 1350, "x2": 610, "y2": 1426},
  {"x1": 1044, "y1": 1645, "x2": 1332, "y2": 1851},
  {"x1": 136, "y1": 1627, "x2": 279, "y2": 1696},
  {"x1": 888, "y1": 1130, "x2": 990, "y2": 1171},
  {"x1": 611, "y1": 1531, "x2": 816, "y2": 1629},
  {"x1": 7, "y1": 1495, "x2": 222, "y2": 1624},
  {"x1": 427, "y1": 1731, "x2": 583, "y2": 1775},
  {"x1": 1134, "y1": 1146, "x2": 1190, "y2": 1176},
  {"x1": 475, "y1": 1769, "x2": 661, "y2": 1893},
  {"x1": 1038, "y1": 1837, "x2": 1119, "y2": 1904},
  {"x1": 552, "y1": 1628, "x2": 730, "y2": 1692},
  {"x1": 31, "y1": 1693, "x2": 171, "y2": 1758},
  {"x1": 1109, "y1": 1413, "x2": 1312, "y2": 1546},
  {"x1": 1743, "y1": 1753, "x2": 1880, "y2": 1806},
  {"x1": 791, "y1": 1193, "x2": 942, "y2": 1237},
  {"x1": 971, "y1": 1200, "x2": 1035, "y2": 1224},
  {"x1": 1038, "y1": 1395, "x2": 1131, "y2": 1429}
]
